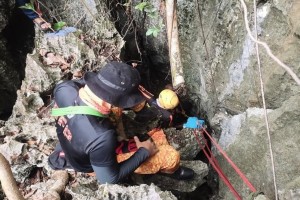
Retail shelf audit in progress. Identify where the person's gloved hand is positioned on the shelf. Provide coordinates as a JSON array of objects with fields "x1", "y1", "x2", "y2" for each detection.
[{"x1": 183, "y1": 117, "x2": 205, "y2": 129}]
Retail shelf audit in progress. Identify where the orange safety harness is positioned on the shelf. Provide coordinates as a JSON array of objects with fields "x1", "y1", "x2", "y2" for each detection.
[{"x1": 193, "y1": 127, "x2": 257, "y2": 200}]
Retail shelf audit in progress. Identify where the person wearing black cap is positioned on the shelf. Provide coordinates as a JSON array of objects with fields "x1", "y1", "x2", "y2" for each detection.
[{"x1": 48, "y1": 61, "x2": 194, "y2": 183}]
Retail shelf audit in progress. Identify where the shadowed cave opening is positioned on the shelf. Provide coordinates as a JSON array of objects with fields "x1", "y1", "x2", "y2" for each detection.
[{"x1": 1, "y1": 5, "x2": 35, "y2": 120}]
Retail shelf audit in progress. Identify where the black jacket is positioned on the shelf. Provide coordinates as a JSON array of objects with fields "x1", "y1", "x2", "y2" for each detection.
[{"x1": 53, "y1": 79, "x2": 149, "y2": 183}]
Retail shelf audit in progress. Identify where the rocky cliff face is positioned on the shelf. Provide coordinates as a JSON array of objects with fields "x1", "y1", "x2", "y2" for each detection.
[{"x1": 176, "y1": 0, "x2": 300, "y2": 199}]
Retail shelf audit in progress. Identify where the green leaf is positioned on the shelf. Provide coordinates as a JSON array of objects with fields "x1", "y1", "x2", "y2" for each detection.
[
  {"x1": 19, "y1": 3, "x2": 35, "y2": 10},
  {"x1": 147, "y1": 11, "x2": 157, "y2": 18},
  {"x1": 144, "y1": 7, "x2": 155, "y2": 13},
  {"x1": 146, "y1": 29, "x2": 154, "y2": 36},
  {"x1": 159, "y1": 20, "x2": 165, "y2": 28},
  {"x1": 134, "y1": 2, "x2": 148, "y2": 11},
  {"x1": 152, "y1": 29, "x2": 159, "y2": 37},
  {"x1": 53, "y1": 21, "x2": 66, "y2": 31},
  {"x1": 146, "y1": 27, "x2": 160, "y2": 37}
]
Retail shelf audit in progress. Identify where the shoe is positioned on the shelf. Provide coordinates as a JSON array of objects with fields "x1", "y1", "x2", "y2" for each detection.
[{"x1": 162, "y1": 166, "x2": 195, "y2": 180}]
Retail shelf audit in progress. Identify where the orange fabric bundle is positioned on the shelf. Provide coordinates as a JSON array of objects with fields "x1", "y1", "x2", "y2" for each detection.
[{"x1": 117, "y1": 129, "x2": 180, "y2": 174}]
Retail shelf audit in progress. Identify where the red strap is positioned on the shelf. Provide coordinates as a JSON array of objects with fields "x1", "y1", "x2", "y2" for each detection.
[
  {"x1": 193, "y1": 130, "x2": 242, "y2": 200},
  {"x1": 34, "y1": 1, "x2": 42, "y2": 16},
  {"x1": 115, "y1": 142, "x2": 124, "y2": 154},
  {"x1": 138, "y1": 85, "x2": 154, "y2": 99},
  {"x1": 128, "y1": 139, "x2": 138, "y2": 152},
  {"x1": 115, "y1": 139, "x2": 137, "y2": 154},
  {"x1": 202, "y1": 128, "x2": 257, "y2": 193}
]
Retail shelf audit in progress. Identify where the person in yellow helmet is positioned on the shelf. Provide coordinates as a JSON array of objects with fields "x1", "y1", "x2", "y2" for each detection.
[
  {"x1": 111, "y1": 86, "x2": 194, "y2": 180},
  {"x1": 130, "y1": 87, "x2": 180, "y2": 131},
  {"x1": 157, "y1": 89, "x2": 179, "y2": 110}
]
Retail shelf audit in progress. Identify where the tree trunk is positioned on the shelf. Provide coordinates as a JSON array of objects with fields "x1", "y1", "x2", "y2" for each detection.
[
  {"x1": 0, "y1": 153, "x2": 24, "y2": 200},
  {"x1": 165, "y1": 0, "x2": 185, "y2": 90}
]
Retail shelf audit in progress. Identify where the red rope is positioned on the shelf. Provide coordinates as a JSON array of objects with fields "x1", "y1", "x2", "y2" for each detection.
[
  {"x1": 34, "y1": 1, "x2": 42, "y2": 16},
  {"x1": 193, "y1": 130, "x2": 242, "y2": 200},
  {"x1": 200, "y1": 131, "x2": 229, "y2": 184},
  {"x1": 201, "y1": 128, "x2": 257, "y2": 192}
]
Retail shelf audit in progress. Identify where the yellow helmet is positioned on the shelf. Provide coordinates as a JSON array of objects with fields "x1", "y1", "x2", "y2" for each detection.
[{"x1": 158, "y1": 89, "x2": 179, "y2": 109}]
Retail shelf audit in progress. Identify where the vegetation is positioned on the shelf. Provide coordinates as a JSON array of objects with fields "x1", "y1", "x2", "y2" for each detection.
[{"x1": 134, "y1": 1, "x2": 164, "y2": 37}]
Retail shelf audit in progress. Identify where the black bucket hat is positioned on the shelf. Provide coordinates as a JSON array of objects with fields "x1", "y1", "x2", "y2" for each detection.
[{"x1": 84, "y1": 61, "x2": 145, "y2": 108}]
